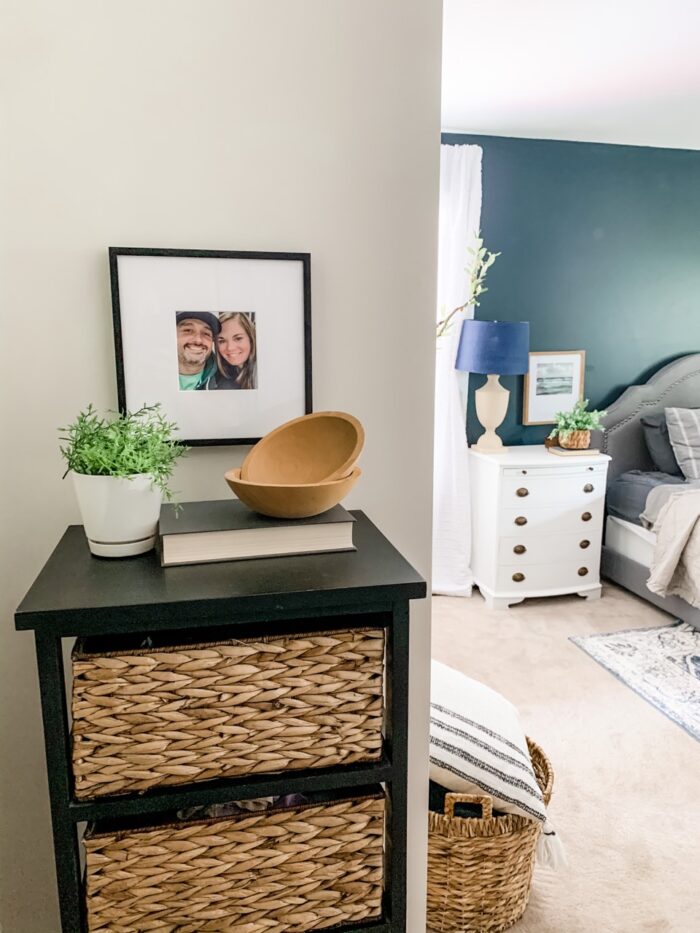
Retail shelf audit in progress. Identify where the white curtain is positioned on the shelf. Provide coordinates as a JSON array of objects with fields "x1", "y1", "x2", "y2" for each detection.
[{"x1": 432, "y1": 144, "x2": 482, "y2": 596}]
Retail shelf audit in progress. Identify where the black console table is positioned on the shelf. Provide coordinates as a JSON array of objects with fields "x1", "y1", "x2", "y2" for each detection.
[{"x1": 15, "y1": 510, "x2": 426, "y2": 933}]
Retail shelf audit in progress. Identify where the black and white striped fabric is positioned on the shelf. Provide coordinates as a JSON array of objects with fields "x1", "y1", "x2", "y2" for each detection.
[
  {"x1": 430, "y1": 661, "x2": 546, "y2": 823},
  {"x1": 665, "y1": 407, "x2": 700, "y2": 480}
]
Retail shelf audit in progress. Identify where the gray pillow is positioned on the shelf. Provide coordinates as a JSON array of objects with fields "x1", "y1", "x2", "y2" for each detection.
[
  {"x1": 665, "y1": 408, "x2": 700, "y2": 480},
  {"x1": 640, "y1": 414, "x2": 682, "y2": 476}
]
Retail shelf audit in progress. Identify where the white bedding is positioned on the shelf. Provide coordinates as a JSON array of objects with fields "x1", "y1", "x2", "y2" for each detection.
[
  {"x1": 605, "y1": 516, "x2": 656, "y2": 569},
  {"x1": 608, "y1": 491, "x2": 700, "y2": 610},
  {"x1": 645, "y1": 488, "x2": 700, "y2": 608}
]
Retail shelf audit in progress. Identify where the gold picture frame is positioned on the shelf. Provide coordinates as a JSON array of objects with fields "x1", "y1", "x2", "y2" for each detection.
[{"x1": 523, "y1": 350, "x2": 586, "y2": 425}]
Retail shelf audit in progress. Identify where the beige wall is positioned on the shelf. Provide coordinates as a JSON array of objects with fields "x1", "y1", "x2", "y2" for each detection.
[{"x1": 0, "y1": 2, "x2": 441, "y2": 929}]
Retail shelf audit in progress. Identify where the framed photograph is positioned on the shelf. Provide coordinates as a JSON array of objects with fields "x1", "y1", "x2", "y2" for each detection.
[
  {"x1": 110, "y1": 247, "x2": 312, "y2": 445},
  {"x1": 523, "y1": 350, "x2": 585, "y2": 425}
]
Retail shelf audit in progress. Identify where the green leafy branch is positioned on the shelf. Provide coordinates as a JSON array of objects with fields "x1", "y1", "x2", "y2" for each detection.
[
  {"x1": 548, "y1": 400, "x2": 606, "y2": 439},
  {"x1": 436, "y1": 233, "x2": 500, "y2": 338},
  {"x1": 59, "y1": 404, "x2": 188, "y2": 500}
]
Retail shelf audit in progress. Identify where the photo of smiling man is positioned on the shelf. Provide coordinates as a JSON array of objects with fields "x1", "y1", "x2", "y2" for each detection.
[{"x1": 175, "y1": 311, "x2": 220, "y2": 390}]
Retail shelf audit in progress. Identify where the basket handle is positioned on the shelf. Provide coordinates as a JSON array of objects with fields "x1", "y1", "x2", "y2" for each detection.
[{"x1": 444, "y1": 793, "x2": 493, "y2": 821}]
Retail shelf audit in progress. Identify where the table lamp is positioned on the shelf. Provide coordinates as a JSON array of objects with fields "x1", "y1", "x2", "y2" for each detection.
[{"x1": 455, "y1": 319, "x2": 530, "y2": 452}]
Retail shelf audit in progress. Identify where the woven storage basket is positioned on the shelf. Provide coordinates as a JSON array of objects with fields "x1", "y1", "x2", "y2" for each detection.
[
  {"x1": 72, "y1": 627, "x2": 384, "y2": 799},
  {"x1": 84, "y1": 790, "x2": 385, "y2": 933},
  {"x1": 427, "y1": 738, "x2": 554, "y2": 933}
]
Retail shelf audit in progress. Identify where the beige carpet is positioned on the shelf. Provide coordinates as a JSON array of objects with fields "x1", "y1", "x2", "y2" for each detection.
[{"x1": 431, "y1": 582, "x2": 700, "y2": 933}]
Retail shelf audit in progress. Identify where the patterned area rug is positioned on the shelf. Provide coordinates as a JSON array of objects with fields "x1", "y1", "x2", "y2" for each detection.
[{"x1": 571, "y1": 621, "x2": 700, "y2": 741}]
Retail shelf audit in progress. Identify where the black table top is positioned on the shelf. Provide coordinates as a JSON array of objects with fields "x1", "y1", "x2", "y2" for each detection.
[{"x1": 15, "y1": 511, "x2": 426, "y2": 635}]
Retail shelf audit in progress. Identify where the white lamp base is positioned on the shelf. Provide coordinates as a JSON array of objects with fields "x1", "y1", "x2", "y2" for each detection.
[{"x1": 473, "y1": 374, "x2": 509, "y2": 453}]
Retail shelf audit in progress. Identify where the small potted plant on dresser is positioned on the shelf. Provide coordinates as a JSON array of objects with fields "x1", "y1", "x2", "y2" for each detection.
[
  {"x1": 60, "y1": 404, "x2": 187, "y2": 557},
  {"x1": 549, "y1": 399, "x2": 606, "y2": 450}
]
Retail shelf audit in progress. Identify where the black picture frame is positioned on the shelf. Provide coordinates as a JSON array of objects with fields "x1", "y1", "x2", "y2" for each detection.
[{"x1": 109, "y1": 246, "x2": 313, "y2": 447}]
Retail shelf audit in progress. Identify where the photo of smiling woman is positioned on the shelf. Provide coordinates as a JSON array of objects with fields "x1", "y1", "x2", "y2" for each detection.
[{"x1": 203, "y1": 312, "x2": 257, "y2": 390}]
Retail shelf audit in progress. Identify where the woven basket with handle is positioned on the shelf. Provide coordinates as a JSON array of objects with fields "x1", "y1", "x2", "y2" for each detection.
[
  {"x1": 71, "y1": 627, "x2": 384, "y2": 799},
  {"x1": 84, "y1": 790, "x2": 385, "y2": 933},
  {"x1": 427, "y1": 738, "x2": 554, "y2": 933}
]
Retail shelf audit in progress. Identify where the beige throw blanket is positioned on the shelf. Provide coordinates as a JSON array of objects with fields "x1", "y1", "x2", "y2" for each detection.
[{"x1": 644, "y1": 487, "x2": 700, "y2": 608}]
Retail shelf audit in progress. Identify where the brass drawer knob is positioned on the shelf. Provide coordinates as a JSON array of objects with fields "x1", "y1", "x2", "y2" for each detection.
[
  {"x1": 581, "y1": 511, "x2": 592, "y2": 522},
  {"x1": 584, "y1": 483, "x2": 594, "y2": 493},
  {"x1": 578, "y1": 567, "x2": 589, "y2": 576},
  {"x1": 514, "y1": 516, "x2": 528, "y2": 526},
  {"x1": 580, "y1": 539, "x2": 591, "y2": 549},
  {"x1": 512, "y1": 572, "x2": 525, "y2": 582},
  {"x1": 516, "y1": 487, "x2": 529, "y2": 497},
  {"x1": 513, "y1": 544, "x2": 527, "y2": 555}
]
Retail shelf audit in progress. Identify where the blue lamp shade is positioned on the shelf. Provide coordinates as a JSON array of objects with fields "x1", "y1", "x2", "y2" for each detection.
[{"x1": 455, "y1": 320, "x2": 530, "y2": 375}]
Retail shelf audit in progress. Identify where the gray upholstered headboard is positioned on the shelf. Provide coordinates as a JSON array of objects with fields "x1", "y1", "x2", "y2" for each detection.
[{"x1": 590, "y1": 353, "x2": 700, "y2": 486}]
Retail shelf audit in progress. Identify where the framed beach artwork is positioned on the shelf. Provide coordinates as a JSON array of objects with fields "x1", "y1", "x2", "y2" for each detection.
[
  {"x1": 110, "y1": 248, "x2": 312, "y2": 445},
  {"x1": 523, "y1": 350, "x2": 585, "y2": 425}
]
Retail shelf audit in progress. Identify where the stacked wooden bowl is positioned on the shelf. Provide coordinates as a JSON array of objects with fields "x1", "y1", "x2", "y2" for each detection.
[{"x1": 225, "y1": 412, "x2": 364, "y2": 518}]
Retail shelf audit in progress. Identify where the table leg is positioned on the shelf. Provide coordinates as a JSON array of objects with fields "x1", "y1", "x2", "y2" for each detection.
[
  {"x1": 385, "y1": 602, "x2": 410, "y2": 931},
  {"x1": 34, "y1": 631, "x2": 85, "y2": 933}
]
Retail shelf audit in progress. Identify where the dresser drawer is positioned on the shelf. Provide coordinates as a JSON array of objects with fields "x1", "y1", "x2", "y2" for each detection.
[
  {"x1": 501, "y1": 472, "x2": 605, "y2": 509},
  {"x1": 503, "y1": 464, "x2": 606, "y2": 479},
  {"x1": 499, "y1": 529, "x2": 603, "y2": 566},
  {"x1": 498, "y1": 502, "x2": 604, "y2": 537},
  {"x1": 497, "y1": 560, "x2": 600, "y2": 594}
]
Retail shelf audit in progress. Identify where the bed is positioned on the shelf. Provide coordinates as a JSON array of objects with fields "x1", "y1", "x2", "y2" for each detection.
[{"x1": 590, "y1": 353, "x2": 700, "y2": 630}]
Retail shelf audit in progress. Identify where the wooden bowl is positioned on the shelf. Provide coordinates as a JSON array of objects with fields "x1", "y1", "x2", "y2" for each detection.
[
  {"x1": 241, "y1": 412, "x2": 365, "y2": 484},
  {"x1": 224, "y1": 467, "x2": 361, "y2": 519}
]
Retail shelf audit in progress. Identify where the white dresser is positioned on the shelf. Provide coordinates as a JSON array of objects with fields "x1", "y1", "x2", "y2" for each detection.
[{"x1": 469, "y1": 445, "x2": 611, "y2": 609}]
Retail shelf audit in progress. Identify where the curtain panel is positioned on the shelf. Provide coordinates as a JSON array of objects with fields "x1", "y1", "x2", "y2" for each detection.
[{"x1": 432, "y1": 144, "x2": 482, "y2": 596}]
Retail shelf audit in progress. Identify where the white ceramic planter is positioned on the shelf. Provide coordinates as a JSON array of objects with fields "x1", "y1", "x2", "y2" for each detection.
[{"x1": 72, "y1": 473, "x2": 162, "y2": 557}]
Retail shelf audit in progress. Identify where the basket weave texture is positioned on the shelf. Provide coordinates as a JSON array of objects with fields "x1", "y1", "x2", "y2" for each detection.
[
  {"x1": 72, "y1": 628, "x2": 384, "y2": 799},
  {"x1": 427, "y1": 738, "x2": 553, "y2": 933},
  {"x1": 84, "y1": 792, "x2": 385, "y2": 933}
]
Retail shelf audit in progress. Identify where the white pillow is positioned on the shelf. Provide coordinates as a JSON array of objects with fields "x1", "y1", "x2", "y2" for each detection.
[{"x1": 430, "y1": 661, "x2": 546, "y2": 822}]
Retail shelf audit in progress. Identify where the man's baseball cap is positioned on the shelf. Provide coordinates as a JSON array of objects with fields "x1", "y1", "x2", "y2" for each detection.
[{"x1": 176, "y1": 311, "x2": 221, "y2": 335}]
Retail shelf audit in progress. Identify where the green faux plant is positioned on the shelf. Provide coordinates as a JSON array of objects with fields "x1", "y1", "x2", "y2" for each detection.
[
  {"x1": 59, "y1": 404, "x2": 187, "y2": 500},
  {"x1": 436, "y1": 232, "x2": 501, "y2": 338},
  {"x1": 548, "y1": 399, "x2": 606, "y2": 439}
]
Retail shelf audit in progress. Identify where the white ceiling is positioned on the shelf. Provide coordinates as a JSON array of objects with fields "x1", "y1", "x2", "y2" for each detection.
[{"x1": 442, "y1": 0, "x2": 700, "y2": 149}]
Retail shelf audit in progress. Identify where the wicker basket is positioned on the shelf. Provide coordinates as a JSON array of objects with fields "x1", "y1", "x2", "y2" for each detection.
[
  {"x1": 427, "y1": 738, "x2": 554, "y2": 933},
  {"x1": 71, "y1": 627, "x2": 384, "y2": 799},
  {"x1": 84, "y1": 790, "x2": 385, "y2": 933}
]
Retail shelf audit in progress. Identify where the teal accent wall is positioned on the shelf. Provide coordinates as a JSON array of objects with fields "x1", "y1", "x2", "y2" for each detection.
[{"x1": 442, "y1": 134, "x2": 700, "y2": 445}]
